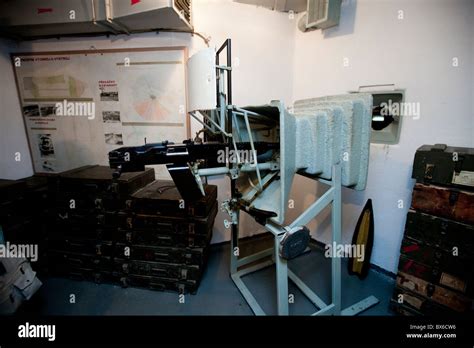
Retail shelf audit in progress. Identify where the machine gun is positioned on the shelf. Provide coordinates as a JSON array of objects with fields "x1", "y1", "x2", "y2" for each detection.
[
  {"x1": 107, "y1": 39, "x2": 378, "y2": 316},
  {"x1": 109, "y1": 139, "x2": 279, "y2": 205},
  {"x1": 108, "y1": 39, "x2": 316, "y2": 254}
]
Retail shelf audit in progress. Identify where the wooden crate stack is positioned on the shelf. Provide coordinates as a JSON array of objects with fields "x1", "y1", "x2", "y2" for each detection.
[
  {"x1": 391, "y1": 144, "x2": 474, "y2": 315},
  {"x1": 46, "y1": 165, "x2": 217, "y2": 294}
]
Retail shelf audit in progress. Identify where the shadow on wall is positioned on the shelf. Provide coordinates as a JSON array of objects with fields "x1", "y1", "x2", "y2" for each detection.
[{"x1": 323, "y1": 0, "x2": 357, "y2": 39}]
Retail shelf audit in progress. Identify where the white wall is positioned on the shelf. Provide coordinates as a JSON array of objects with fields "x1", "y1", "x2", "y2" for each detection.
[
  {"x1": 0, "y1": 39, "x2": 34, "y2": 179},
  {"x1": 289, "y1": 0, "x2": 474, "y2": 273},
  {"x1": 0, "y1": 0, "x2": 295, "y2": 243}
]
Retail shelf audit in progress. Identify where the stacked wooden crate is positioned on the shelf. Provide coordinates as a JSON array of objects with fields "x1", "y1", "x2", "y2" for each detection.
[
  {"x1": 46, "y1": 165, "x2": 156, "y2": 284},
  {"x1": 46, "y1": 165, "x2": 218, "y2": 294},
  {"x1": 112, "y1": 180, "x2": 218, "y2": 294},
  {"x1": 391, "y1": 144, "x2": 474, "y2": 315}
]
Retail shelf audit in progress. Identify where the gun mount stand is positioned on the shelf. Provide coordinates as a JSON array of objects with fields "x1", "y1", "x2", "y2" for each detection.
[
  {"x1": 107, "y1": 38, "x2": 378, "y2": 315},
  {"x1": 229, "y1": 164, "x2": 379, "y2": 316}
]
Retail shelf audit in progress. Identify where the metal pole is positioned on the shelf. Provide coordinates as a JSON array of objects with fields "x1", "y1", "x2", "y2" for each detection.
[
  {"x1": 226, "y1": 39, "x2": 232, "y2": 104},
  {"x1": 274, "y1": 234, "x2": 289, "y2": 315},
  {"x1": 331, "y1": 164, "x2": 342, "y2": 314},
  {"x1": 230, "y1": 210, "x2": 239, "y2": 275},
  {"x1": 216, "y1": 39, "x2": 239, "y2": 277}
]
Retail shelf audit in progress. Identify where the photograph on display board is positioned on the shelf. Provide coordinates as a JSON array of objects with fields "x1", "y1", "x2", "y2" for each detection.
[
  {"x1": 104, "y1": 133, "x2": 124, "y2": 145},
  {"x1": 102, "y1": 111, "x2": 121, "y2": 123},
  {"x1": 23, "y1": 104, "x2": 40, "y2": 117},
  {"x1": 37, "y1": 133, "x2": 55, "y2": 158},
  {"x1": 40, "y1": 104, "x2": 57, "y2": 117}
]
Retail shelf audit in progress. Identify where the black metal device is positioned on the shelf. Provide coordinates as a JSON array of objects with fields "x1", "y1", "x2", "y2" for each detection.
[{"x1": 109, "y1": 140, "x2": 278, "y2": 200}]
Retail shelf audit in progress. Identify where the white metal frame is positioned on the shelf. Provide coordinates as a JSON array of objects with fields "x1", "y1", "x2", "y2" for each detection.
[
  {"x1": 230, "y1": 164, "x2": 379, "y2": 316},
  {"x1": 191, "y1": 40, "x2": 378, "y2": 316}
]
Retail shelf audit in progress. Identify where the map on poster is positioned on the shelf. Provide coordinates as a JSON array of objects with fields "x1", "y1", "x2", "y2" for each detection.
[
  {"x1": 11, "y1": 48, "x2": 188, "y2": 175},
  {"x1": 118, "y1": 65, "x2": 185, "y2": 124}
]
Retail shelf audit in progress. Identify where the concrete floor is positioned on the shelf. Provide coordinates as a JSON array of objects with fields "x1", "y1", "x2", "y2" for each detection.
[{"x1": 23, "y1": 235, "x2": 395, "y2": 315}]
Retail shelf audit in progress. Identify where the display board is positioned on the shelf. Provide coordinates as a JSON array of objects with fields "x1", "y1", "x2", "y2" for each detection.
[{"x1": 11, "y1": 47, "x2": 189, "y2": 175}]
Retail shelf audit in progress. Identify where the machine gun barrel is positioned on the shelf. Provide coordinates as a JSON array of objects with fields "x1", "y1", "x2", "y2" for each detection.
[
  {"x1": 109, "y1": 140, "x2": 279, "y2": 171},
  {"x1": 108, "y1": 140, "x2": 279, "y2": 200}
]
